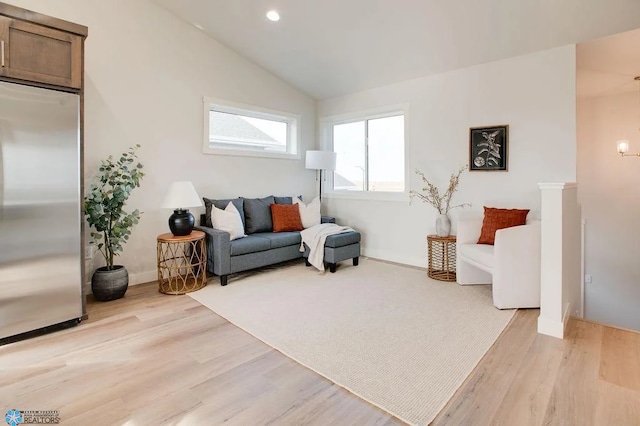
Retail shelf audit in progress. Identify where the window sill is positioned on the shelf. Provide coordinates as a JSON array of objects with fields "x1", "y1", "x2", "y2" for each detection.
[
  {"x1": 202, "y1": 147, "x2": 301, "y2": 160},
  {"x1": 324, "y1": 191, "x2": 409, "y2": 203}
]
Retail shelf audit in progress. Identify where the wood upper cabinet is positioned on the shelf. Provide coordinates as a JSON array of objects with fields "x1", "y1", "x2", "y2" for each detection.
[{"x1": 0, "y1": 16, "x2": 83, "y2": 89}]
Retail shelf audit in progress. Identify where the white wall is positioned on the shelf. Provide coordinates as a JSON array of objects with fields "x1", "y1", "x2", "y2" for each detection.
[
  {"x1": 578, "y1": 92, "x2": 640, "y2": 331},
  {"x1": 5, "y1": 0, "x2": 317, "y2": 285},
  {"x1": 318, "y1": 46, "x2": 577, "y2": 267},
  {"x1": 562, "y1": 188, "x2": 582, "y2": 321}
]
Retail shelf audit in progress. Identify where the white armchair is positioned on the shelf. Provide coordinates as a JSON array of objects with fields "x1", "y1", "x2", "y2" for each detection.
[{"x1": 456, "y1": 218, "x2": 541, "y2": 309}]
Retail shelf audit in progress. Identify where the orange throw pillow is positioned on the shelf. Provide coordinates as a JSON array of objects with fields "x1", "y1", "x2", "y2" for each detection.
[
  {"x1": 477, "y1": 207, "x2": 530, "y2": 245},
  {"x1": 270, "y1": 203, "x2": 303, "y2": 232}
]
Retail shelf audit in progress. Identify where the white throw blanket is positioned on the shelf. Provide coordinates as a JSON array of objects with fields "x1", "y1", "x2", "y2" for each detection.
[{"x1": 300, "y1": 223, "x2": 355, "y2": 271}]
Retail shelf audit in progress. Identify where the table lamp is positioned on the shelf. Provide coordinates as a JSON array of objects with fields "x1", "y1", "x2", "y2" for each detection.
[
  {"x1": 161, "y1": 181, "x2": 203, "y2": 236},
  {"x1": 305, "y1": 150, "x2": 337, "y2": 201}
]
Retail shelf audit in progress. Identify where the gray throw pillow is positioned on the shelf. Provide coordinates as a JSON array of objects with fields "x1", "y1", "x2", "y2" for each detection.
[
  {"x1": 274, "y1": 196, "x2": 292, "y2": 204},
  {"x1": 274, "y1": 195, "x2": 303, "y2": 204},
  {"x1": 203, "y1": 197, "x2": 245, "y2": 228},
  {"x1": 243, "y1": 196, "x2": 275, "y2": 234}
]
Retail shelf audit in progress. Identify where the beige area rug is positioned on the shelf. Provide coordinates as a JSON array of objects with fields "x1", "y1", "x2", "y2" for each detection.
[{"x1": 189, "y1": 258, "x2": 515, "y2": 425}]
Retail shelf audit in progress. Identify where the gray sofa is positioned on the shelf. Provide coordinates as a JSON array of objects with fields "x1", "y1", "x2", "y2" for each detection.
[{"x1": 196, "y1": 195, "x2": 360, "y2": 286}]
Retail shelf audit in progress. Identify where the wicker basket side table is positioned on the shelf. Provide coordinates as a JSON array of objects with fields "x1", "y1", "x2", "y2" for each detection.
[
  {"x1": 157, "y1": 231, "x2": 207, "y2": 294},
  {"x1": 427, "y1": 234, "x2": 457, "y2": 282}
]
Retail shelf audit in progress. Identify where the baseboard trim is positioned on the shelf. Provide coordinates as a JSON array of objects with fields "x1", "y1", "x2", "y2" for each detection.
[
  {"x1": 361, "y1": 247, "x2": 425, "y2": 269},
  {"x1": 537, "y1": 315, "x2": 565, "y2": 339},
  {"x1": 572, "y1": 316, "x2": 640, "y2": 335},
  {"x1": 130, "y1": 270, "x2": 157, "y2": 286},
  {"x1": 84, "y1": 269, "x2": 156, "y2": 295},
  {"x1": 562, "y1": 302, "x2": 571, "y2": 331}
]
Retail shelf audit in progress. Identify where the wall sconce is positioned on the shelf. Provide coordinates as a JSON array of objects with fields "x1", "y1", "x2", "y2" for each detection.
[
  {"x1": 617, "y1": 140, "x2": 640, "y2": 157},
  {"x1": 616, "y1": 76, "x2": 640, "y2": 158}
]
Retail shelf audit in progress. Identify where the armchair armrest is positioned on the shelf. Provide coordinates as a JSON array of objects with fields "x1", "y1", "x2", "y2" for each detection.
[
  {"x1": 456, "y1": 218, "x2": 484, "y2": 244},
  {"x1": 494, "y1": 221, "x2": 541, "y2": 264},
  {"x1": 194, "y1": 225, "x2": 231, "y2": 276},
  {"x1": 493, "y1": 220, "x2": 541, "y2": 308}
]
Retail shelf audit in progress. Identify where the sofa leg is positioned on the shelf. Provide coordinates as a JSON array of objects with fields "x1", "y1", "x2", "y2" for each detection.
[
  {"x1": 329, "y1": 263, "x2": 336, "y2": 273},
  {"x1": 353, "y1": 257, "x2": 359, "y2": 266},
  {"x1": 305, "y1": 258, "x2": 311, "y2": 267},
  {"x1": 220, "y1": 275, "x2": 228, "y2": 286}
]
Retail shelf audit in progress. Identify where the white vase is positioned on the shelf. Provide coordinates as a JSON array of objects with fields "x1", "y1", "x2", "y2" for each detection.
[{"x1": 435, "y1": 214, "x2": 451, "y2": 237}]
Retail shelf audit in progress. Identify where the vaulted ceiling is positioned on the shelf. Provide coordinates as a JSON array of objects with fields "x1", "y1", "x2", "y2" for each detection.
[
  {"x1": 577, "y1": 29, "x2": 640, "y2": 98},
  {"x1": 153, "y1": 0, "x2": 640, "y2": 99}
]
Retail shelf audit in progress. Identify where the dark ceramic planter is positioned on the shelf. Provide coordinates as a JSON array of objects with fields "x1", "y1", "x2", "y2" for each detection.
[{"x1": 91, "y1": 265, "x2": 129, "y2": 301}]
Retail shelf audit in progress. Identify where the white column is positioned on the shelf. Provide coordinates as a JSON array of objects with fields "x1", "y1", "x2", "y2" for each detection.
[{"x1": 537, "y1": 182, "x2": 581, "y2": 339}]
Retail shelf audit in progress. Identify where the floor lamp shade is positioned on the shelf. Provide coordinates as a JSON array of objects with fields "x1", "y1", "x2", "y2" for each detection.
[
  {"x1": 305, "y1": 150, "x2": 337, "y2": 171},
  {"x1": 305, "y1": 151, "x2": 337, "y2": 201},
  {"x1": 161, "y1": 181, "x2": 203, "y2": 236}
]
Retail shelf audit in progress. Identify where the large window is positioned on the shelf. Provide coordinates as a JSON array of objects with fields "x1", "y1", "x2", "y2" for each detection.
[
  {"x1": 203, "y1": 98, "x2": 300, "y2": 159},
  {"x1": 330, "y1": 112, "x2": 405, "y2": 192}
]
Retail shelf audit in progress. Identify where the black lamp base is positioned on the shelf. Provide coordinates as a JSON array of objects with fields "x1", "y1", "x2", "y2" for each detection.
[{"x1": 168, "y1": 209, "x2": 194, "y2": 236}]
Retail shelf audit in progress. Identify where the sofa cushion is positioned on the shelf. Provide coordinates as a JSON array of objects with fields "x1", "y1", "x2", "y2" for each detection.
[
  {"x1": 203, "y1": 197, "x2": 244, "y2": 228},
  {"x1": 230, "y1": 235, "x2": 271, "y2": 256},
  {"x1": 274, "y1": 195, "x2": 303, "y2": 205},
  {"x1": 294, "y1": 196, "x2": 321, "y2": 228},
  {"x1": 252, "y1": 232, "x2": 301, "y2": 249},
  {"x1": 274, "y1": 196, "x2": 292, "y2": 205},
  {"x1": 243, "y1": 196, "x2": 275, "y2": 234},
  {"x1": 325, "y1": 231, "x2": 361, "y2": 248},
  {"x1": 210, "y1": 201, "x2": 245, "y2": 240},
  {"x1": 271, "y1": 203, "x2": 303, "y2": 232},
  {"x1": 459, "y1": 243, "x2": 495, "y2": 269},
  {"x1": 477, "y1": 206, "x2": 529, "y2": 245}
]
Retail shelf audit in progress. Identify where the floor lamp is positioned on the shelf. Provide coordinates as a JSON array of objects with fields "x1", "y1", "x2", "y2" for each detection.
[{"x1": 305, "y1": 150, "x2": 337, "y2": 201}]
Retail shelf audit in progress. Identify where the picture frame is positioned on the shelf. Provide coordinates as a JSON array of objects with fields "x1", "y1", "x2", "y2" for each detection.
[{"x1": 469, "y1": 125, "x2": 509, "y2": 171}]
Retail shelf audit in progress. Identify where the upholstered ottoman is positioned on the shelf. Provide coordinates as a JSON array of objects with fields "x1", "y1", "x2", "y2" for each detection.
[{"x1": 303, "y1": 231, "x2": 361, "y2": 273}]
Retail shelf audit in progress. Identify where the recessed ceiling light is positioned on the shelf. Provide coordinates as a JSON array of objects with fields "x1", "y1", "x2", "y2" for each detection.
[{"x1": 266, "y1": 10, "x2": 280, "y2": 22}]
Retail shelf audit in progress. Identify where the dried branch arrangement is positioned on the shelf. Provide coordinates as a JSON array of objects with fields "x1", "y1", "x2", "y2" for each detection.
[{"x1": 409, "y1": 165, "x2": 470, "y2": 214}]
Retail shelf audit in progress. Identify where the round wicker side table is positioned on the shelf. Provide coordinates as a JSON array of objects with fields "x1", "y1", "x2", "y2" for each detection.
[
  {"x1": 157, "y1": 231, "x2": 207, "y2": 294},
  {"x1": 427, "y1": 234, "x2": 457, "y2": 282}
]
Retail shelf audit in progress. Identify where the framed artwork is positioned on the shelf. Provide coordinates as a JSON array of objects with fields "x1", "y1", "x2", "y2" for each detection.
[{"x1": 469, "y1": 125, "x2": 508, "y2": 171}]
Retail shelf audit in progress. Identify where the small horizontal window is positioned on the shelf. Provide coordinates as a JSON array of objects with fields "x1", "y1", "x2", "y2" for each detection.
[{"x1": 203, "y1": 98, "x2": 300, "y2": 159}]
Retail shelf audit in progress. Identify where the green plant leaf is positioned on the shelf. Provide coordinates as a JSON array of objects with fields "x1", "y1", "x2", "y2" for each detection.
[{"x1": 83, "y1": 145, "x2": 144, "y2": 268}]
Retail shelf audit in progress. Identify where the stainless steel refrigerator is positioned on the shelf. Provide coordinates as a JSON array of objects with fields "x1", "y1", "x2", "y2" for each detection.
[{"x1": 0, "y1": 81, "x2": 83, "y2": 342}]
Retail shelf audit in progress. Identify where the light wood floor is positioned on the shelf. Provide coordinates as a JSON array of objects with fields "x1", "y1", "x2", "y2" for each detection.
[
  {"x1": 1, "y1": 282, "x2": 639, "y2": 426},
  {"x1": 434, "y1": 310, "x2": 640, "y2": 425}
]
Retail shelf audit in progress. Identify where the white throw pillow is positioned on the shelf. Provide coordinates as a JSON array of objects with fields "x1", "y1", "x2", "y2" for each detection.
[
  {"x1": 294, "y1": 196, "x2": 321, "y2": 228},
  {"x1": 211, "y1": 201, "x2": 245, "y2": 240}
]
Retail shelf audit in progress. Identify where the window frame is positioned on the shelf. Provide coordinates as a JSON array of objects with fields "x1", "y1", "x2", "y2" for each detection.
[
  {"x1": 321, "y1": 104, "x2": 409, "y2": 201},
  {"x1": 202, "y1": 97, "x2": 301, "y2": 159}
]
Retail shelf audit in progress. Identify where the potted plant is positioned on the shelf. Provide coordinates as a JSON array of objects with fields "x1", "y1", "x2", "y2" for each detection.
[
  {"x1": 84, "y1": 145, "x2": 144, "y2": 301},
  {"x1": 409, "y1": 165, "x2": 469, "y2": 236}
]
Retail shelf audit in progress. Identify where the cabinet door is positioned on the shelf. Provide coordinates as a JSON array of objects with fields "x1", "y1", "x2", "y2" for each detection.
[{"x1": 0, "y1": 17, "x2": 82, "y2": 89}]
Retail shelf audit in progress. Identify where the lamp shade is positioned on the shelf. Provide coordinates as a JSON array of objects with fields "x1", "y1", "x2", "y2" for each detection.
[
  {"x1": 161, "y1": 181, "x2": 203, "y2": 209},
  {"x1": 305, "y1": 150, "x2": 337, "y2": 171},
  {"x1": 161, "y1": 181, "x2": 202, "y2": 236}
]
